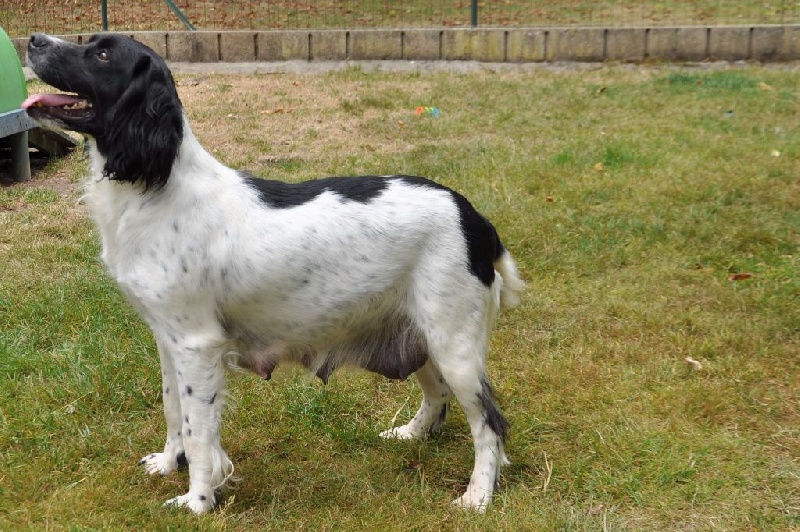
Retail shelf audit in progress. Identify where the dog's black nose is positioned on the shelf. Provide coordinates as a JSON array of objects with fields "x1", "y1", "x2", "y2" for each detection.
[{"x1": 29, "y1": 33, "x2": 50, "y2": 49}]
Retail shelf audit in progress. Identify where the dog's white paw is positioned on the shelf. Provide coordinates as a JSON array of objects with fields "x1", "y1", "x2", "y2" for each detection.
[
  {"x1": 164, "y1": 492, "x2": 215, "y2": 514},
  {"x1": 379, "y1": 425, "x2": 422, "y2": 440},
  {"x1": 139, "y1": 451, "x2": 185, "y2": 476},
  {"x1": 451, "y1": 490, "x2": 489, "y2": 513}
]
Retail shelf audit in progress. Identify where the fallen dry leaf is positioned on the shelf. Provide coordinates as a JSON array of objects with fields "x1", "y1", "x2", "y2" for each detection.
[
  {"x1": 729, "y1": 273, "x2": 754, "y2": 281},
  {"x1": 758, "y1": 82, "x2": 774, "y2": 91},
  {"x1": 594, "y1": 162, "x2": 604, "y2": 172},
  {"x1": 685, "y1": 357, "x2": 703, "y2": 370},
  {"x1": 260, "y1": 107, "x2": 294, "y2": 115}
]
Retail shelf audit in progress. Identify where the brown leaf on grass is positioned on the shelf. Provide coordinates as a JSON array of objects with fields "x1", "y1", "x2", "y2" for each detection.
[
  {"x1": 594, "y1": 162, "x2": 604, "y2": 172},
  {"x1": 261, "y1": 107, "x2": 294, "y2": 115},
  {"x1": 546, "y1": 196, "x2": 554, "y2": 203},
  {"x1": 758, "y1": 82, "x2": 774, "y2": 92},
  {"x1": 405, "y1": 461, "x2": 423, "y2": 473},
  {"x1": 729, "y1": 273, "x2": 754, "y2": 281}
]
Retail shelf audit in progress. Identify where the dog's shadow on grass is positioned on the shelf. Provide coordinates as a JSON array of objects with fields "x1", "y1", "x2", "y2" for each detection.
[{"x1": 211, "y1": 422, "x2": 548, "y2": 515}]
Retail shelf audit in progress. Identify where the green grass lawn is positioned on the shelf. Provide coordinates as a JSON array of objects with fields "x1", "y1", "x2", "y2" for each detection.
[{"x1": 1, "y1": 64, "x2": 798, "y2": 529}]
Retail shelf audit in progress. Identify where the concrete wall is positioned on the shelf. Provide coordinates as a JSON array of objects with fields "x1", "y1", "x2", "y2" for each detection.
[{"x1": 13, "y1": 25, "x2": 800, "y2": 64}]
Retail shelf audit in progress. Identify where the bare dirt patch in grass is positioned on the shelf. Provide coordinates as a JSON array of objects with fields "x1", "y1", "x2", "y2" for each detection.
[
  {"x1": 177, "y1": 72, "x2": 432, "y2": 173},
  {"x1": 0, "y1": 159, "x2": 78, "y2": 193}
]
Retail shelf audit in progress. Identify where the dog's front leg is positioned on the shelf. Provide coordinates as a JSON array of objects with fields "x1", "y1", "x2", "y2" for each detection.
[
  {"x1": 162, "y1": 337, "x2": 232, "y2": 514},
  {"x1": 139, "y1": 337, "x2": 186, "y2": 475}
]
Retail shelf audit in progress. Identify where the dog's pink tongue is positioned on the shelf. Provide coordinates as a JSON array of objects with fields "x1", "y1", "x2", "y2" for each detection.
[{"x1": 21, "y1": 93, "x2": 83, "y2": 109}]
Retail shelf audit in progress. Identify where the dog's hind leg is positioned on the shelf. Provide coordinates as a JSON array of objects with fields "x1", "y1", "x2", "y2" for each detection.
[
  {"x1": 379, "y1": 359, "x2": 453, "y2": 439},
  {"x1": 433, "y1": 342, "x2": 509, "y2": 513},
  {"x1": 400, "y1": 256, "x2": 510, "y2": 511},
  {"x1": 139, "y1": 337, "x2": 186, "y2": 476},
  {"x1": 421, "y1": 282, "x2": 509, "y2": 511}
]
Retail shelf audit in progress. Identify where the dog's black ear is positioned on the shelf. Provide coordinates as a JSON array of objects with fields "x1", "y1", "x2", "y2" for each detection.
[{"x1": 102, "y1": 55, "x2": 183, "y2": 189}]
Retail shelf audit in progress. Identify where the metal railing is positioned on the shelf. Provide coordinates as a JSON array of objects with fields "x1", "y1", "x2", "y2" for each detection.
[{"x1": 2, "y1": 1, "x2": 799, "y2": 38}]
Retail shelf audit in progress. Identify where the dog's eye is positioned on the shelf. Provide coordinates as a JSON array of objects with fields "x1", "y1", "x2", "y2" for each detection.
[{"x1": 96, "y1": 49, "x2": 110, "y2": 61}]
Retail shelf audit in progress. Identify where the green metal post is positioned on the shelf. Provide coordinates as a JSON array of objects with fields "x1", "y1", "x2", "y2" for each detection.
[
  {"x1": 101, "y1": 0, "x2": 108, "y2": 31},
  {"x1": 471, "y1": 0, "x2": 478, "y2": 26},
  {"x1": 163, "y1": 0, "x2": 196, "y2": 30},
  {"x1": 11, "y1": 132, "x2": 30, "y2": 182}
]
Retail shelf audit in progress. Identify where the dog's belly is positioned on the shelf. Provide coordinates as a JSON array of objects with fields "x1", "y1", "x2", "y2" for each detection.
[{"x1": 231, "y1": 305, "x2": 429, "y2": 383}]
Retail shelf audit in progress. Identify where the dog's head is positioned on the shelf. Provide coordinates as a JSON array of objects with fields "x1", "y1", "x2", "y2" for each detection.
[{"x1": 23, "y1": 33, "x2": 183, "y2": 189}]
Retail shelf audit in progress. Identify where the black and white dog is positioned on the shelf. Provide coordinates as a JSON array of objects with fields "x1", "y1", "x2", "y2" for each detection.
[{"x1": 24, "y1": 33, "x2": 524, "y2": 514}]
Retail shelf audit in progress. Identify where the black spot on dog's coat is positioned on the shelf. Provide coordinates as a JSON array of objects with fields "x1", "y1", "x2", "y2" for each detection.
[{"x1": 478, "y1": 378, "x2": 509, "y2": 443}]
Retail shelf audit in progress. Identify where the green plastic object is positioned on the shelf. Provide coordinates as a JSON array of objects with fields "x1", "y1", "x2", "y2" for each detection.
[
  {"x1": 0, "y1": 26, "x2": 31, "y2": 181},
  {"x1": 0, "y1": 26, "x2": 26, "y2": 113}
]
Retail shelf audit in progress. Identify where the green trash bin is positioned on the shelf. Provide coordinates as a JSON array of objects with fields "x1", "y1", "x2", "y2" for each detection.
[{"x1": 0, "y1": 26, "x2": 32, "y2": 182}]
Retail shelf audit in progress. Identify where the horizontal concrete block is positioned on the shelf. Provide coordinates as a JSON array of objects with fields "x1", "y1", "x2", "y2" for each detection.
[
  {"x1": 53, "y1": 34, "x2": 85, "y2": 44},
  {"x1": 751, "y1": 26, "x2": 781, "y2": 61},
  {"x1": 14, "y1": 25, "x2": 800, "y2": 67},
  {"x1": 349, "y1": 30, "x2": 402, "y2": 60},
  {"x1": 12, "y1": 37, "x2": 26, "y2": 64},
  {"x1": 752, "y1": 25, "x2": 800, "y2": 61},
  {"x1": 257, "y1": 31, "x2": 309, "y2": 61},
  {"x1": 311, "y1": 30, "x2": 346, "y2": 61},
  {"x1": 783, "y1": 25, "x2": 800, "y2": 59},
  {"x1": 402, "y1": 29, "x2": 440, "y2": 60},
  {"x1": 506, "y1": 29, "x2": 545, "y2": 62},
  {"x1": 709, "y1": 26, "x2": 749, "y2": 60},
  {"x1": 442, "y1": 29, "x2": 505, "y2": 62},
  {"x1": 647, "y1": 27, "x2": 708, "y2": 61},
  {"x1": 168, "y1": 31, "x2": 219, "y2": 62},
  {"x1": 220, "y1": 32, "x2": 256, "y2": 61},
  {"x1": 547, "y1": 28, "x2": 605, "y2": 62},
  {"x1": 606, "y1": 28, "x2": 645, "y2": 61},
  {"x1": 131, "y1": 32, "x2": 167, "y2": 58}
]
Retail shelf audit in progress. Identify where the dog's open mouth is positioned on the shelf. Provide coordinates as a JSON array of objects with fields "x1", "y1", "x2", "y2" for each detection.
[{"x1": 21, "y1": 93, "x2": 94, "y2": 122}]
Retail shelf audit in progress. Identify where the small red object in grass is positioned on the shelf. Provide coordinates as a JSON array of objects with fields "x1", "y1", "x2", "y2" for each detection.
[{"x1": 729, "y1": 273, "x2": 754, "y2": 281}]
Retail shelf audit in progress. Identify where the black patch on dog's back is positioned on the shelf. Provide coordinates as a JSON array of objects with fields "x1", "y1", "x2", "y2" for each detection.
[
  {"x1": 244, "y1": 172, "x2": 503, "y2": 287},
  {"x1": 244, "y1": 173, "x2": 389, "y2": 208},
  {"x1": 398, "y1": 175, "x2": 502, "y2": 287}
]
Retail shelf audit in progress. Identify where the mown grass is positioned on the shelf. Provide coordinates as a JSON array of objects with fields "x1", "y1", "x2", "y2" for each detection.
[{"x1": 1, "y1": 65, "x2": 798, "y2": 530}]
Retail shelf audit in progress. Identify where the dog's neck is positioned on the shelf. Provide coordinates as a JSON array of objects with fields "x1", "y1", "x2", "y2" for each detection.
[
  {"x1": 83, "y1": 114, "x2": 241, "y2": 277},
  {"x1": 85, "y1": 115, "x2": 231, "y2": 196}
]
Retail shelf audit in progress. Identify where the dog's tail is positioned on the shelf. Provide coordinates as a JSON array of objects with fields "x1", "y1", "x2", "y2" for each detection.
[{"x1": 494, "y1": 245, "x2": 524, "y2": 308}]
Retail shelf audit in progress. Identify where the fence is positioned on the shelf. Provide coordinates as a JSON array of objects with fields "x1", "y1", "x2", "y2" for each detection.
[{"x1": 2, "y1": 1, "x2": 799, "y2": 38}]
